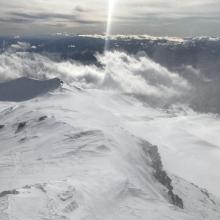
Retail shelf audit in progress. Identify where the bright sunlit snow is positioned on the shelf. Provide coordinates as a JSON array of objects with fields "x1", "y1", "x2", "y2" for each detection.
[{"x1": 0, "y1": 36, "x2": 220, "y2": 220}]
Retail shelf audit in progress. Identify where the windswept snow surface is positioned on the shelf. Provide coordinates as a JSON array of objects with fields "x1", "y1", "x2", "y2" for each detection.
[
  {"x1": 125, "y1": 107, "x2": 220, "y2": 197},
  {"x1": 0, "y1": 44, "x2": 220, "y2": 219},
  {"x1": 0, "y1": 85, "x2": 220, "y2": 220}
]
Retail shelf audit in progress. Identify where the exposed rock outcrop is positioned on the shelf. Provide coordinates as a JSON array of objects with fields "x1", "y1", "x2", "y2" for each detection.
[
  {"x1": 16, "y1": 122, "x2": 27, "y2": 133},
  {"x1": 0, "y1": 190, "x2": 19, "y2": 198},
  {"x1": 38, "y1": 116, "x2": 47, "y2": 121},
  {"x1": 143, "y1": 143, "x2": 184, "y2": 209}
]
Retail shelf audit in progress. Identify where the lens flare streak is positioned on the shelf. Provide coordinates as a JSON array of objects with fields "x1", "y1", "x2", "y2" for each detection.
[{"x1": 105, "y1": 0, "x2": 115, "y2": 51}]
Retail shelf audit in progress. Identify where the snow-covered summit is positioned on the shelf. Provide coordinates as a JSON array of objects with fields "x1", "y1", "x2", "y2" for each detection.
[{"x1": 0, "y1": 82, "x2": 219, "y2": 220}]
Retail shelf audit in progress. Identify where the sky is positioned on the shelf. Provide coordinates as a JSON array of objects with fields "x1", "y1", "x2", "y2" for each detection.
[{"x1": 0, "y1": 0, "x2": 220, "y2": 37}]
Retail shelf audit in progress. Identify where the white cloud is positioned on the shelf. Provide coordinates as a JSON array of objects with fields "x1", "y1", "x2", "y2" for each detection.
[{"x1": 0, "y1": 47, "x2": 190, "y2": 101}]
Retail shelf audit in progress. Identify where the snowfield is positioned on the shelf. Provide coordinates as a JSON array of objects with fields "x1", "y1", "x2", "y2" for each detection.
[{"x1": 0, "y1": 83, "x2": 220, "y2": 220}]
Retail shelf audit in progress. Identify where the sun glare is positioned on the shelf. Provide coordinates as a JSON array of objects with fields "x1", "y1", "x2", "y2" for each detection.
[{"x1": 105, "y1": 0, "x2": 115, "y2": 51}]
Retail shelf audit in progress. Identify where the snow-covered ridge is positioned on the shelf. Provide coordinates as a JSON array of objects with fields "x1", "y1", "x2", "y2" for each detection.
[
  {"x1": 78, "y1": 34, "x2": 185, "y2": 43},
  {"x1": 77, "y1": 34, "x2": 220, "y2": 44},
  {"x1": 0, "y1": 41, "x2": 220, "y2": 218},
  {"x1": 0, "y1": 77, "x2": 62, "y2": 102},
  {"x1": 0, "y1": 83, "x2": 219, "y2": 219}
]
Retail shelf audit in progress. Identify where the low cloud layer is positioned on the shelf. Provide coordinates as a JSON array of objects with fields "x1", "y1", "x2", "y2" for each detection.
[
  {"x1": 1, "y1": 42, "x2": 220, "y2": 114},
  {"x1": 0, "y1": 0, "x2": 219, "y2": 36},
  {"x1": 0, "y1": 43, "x2": 190, "y2": 102}
]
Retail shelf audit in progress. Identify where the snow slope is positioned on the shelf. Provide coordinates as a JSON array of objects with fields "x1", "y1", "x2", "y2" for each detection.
[
  {"x1": 0, "y1": 83, "x2": 220, "y2": 220},
  {"x1": 123, "y1": 106, "x2": 220, "y2": 197}
]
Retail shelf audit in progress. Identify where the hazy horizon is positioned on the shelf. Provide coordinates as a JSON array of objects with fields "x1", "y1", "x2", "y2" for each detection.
[{"x1": 0, "y1": 0, "x2": 220, "y2": 37}]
